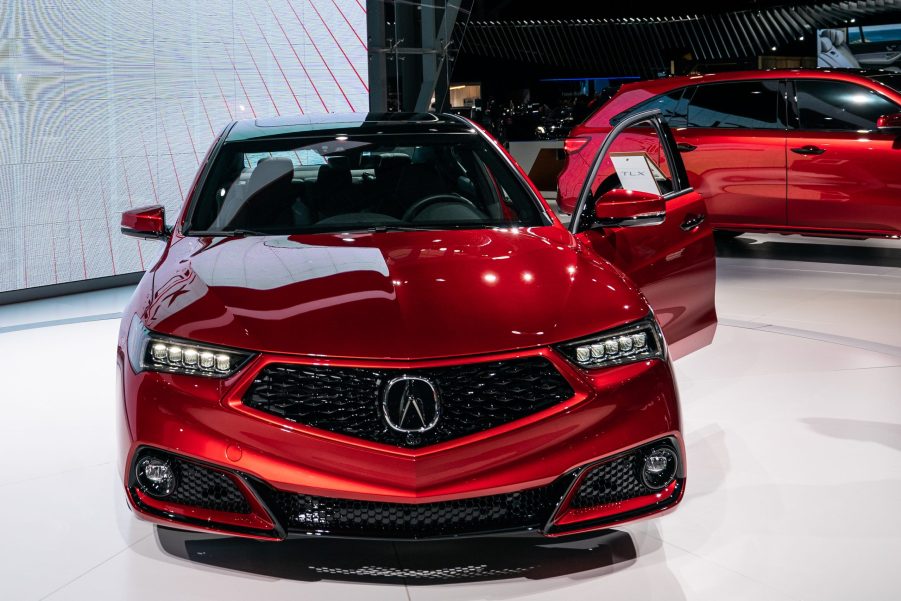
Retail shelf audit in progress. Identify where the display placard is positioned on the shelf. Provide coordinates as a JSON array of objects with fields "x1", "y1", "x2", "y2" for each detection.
[{"x1": 610, "y1": 152, "x2": 662, "y2": 195}]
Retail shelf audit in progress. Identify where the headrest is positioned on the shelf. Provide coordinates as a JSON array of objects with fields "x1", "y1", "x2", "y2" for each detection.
[
  {"x1": 246, "y1": 157, "x2": 294, "y2": 197},
  {"x1": 359, "y1": 154, "x2": 380, "y2": 169},
  {"x1": 820, "y1": 29, "x2": 845, "y2": 48},
  {"x1": 832, "y1": 29, "x2": 846, "y2": 46},
  {"x1": 326, "y1": 155, "x2": 351, "y2": 170},
  {"x1": 317, "y1": 163, "x2": 352, "y2": 187},
  {"x1": 411, "y1": 146, "x2": 437, "y2": 164},
  {"x1": 376, "y1": 154, "x2": 411, "y2": 171}
]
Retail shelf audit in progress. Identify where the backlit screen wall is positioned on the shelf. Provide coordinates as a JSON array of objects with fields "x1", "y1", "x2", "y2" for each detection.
[
  {"x1": 0, "y1": 0, "x2": 368, "y2": 293},
  {"x1": 817, "y1": 23, "x2": 901, "y2": 69}
]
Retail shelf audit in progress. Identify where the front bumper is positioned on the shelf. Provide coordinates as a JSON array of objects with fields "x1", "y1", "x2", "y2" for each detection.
[{"x1": 118, "y1": 346, "x2": 685, "y2": 540}]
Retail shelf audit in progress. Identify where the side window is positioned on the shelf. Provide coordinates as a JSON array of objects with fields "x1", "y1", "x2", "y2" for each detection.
[
  {"x1": 573, "y1": 114, "x2": 690, "y2": 231},
  {"x1": 610, "y1": 88, "x2": 690, "y2": 127},
  {"x1": 686, "y1": 81, "x2": 783, "y2": 129},
  {"x1": 795, "y1": 80, "x2": 900, "y2": 131},
  {"x1": 588, "y1": 123, "x2": 681, "y2": 201}
]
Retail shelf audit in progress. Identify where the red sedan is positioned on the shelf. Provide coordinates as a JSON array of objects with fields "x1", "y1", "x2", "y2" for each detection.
[
  {"x1": 117, "y1": 111, "x2": 715, "y2": 540},
  {"x1": 558, "y1": 69, "x2": 901, "y2": 239}
]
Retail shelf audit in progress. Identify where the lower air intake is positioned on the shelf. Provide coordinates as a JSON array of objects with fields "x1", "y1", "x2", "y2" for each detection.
[
  {"x1": 269, "y1": 482, "x2": 567, "y2": 538},
  {"x1": 138, "y1": 453, "x2": 252, "y2": 514},
  {"x1": 569, "y1": 440, "x2": 680, "y2": 509}
]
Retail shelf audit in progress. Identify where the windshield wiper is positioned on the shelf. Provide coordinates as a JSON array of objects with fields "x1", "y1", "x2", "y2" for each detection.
[
  {"x1": 189, "y1": 228, "x2": 272, "y2": 237},
  {"x1": 318, "y1": 225, "x2": 433, "y2": 234},
  {"x1": 189, "y1": 224, "x2": 470, "y2": 237},
  {"x1": 364, "y1": 225, "x2": 430, "y2": 233}
]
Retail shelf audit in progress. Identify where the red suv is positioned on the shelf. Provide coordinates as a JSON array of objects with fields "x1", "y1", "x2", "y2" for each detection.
[{"x1": 558, "y1": 70, "x2": 901, "y2": 239}]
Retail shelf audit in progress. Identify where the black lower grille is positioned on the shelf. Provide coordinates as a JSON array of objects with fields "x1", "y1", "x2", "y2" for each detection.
[
  {"x1": 242, "y1": 356, "x2": 574, "y2": 448},
  {"x1": 570, "y1": 453, "x2": 648, "y2": 508},
  {"x1": 269, "y1": 482, "x2": 567, "y2": 538},
  {"x1": 166, "y1": 456, "x2": 251, "y2": 514},
  {"x1": 570, "y1": 442, "x2": 679, "y2": 509}
]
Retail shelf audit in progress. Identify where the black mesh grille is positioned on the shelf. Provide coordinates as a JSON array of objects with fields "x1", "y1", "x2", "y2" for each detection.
[
  {"x1": 242, "y1": 357, "x2": 574, "y2": 448},
  {"x1": 270, "y1": 482, "x2": 566, "y2": 538},
  {"x1": 166, "y1": 456, "x2": 252, "y2": 514},
  {"x1": 570, "y1": 452, "x2": 651, "y2": 509}
]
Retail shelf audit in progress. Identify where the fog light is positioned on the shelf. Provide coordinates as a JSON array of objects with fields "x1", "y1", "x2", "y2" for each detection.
[
  {"x1": 135, "y1": 456, "x2": 178, "y2": 497},
  {"x1": 641, "y1": 447, "x2": 678, "y2": 490}
]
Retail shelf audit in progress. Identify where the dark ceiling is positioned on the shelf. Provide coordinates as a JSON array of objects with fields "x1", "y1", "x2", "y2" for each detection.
[
  {"x1": 474, "y1": 0, "x2": 898, "y2": 20},
  {"x1": 453, "y1": 0, "x2": 901, "y2": 99}
]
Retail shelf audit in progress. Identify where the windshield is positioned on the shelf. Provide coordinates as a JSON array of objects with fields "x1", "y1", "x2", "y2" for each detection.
[{"x1": 186, "y1": 133, "x2": 547, "y2": 235}]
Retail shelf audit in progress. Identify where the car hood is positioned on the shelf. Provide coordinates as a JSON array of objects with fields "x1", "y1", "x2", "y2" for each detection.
[{"x1": 144, "y1": 227, "x2": 647, "y2": 360}]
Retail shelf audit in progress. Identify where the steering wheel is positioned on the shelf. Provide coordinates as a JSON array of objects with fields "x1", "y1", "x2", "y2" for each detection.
[{"x1": 402, "y1": 193, "x2": 483, "y2": 222}]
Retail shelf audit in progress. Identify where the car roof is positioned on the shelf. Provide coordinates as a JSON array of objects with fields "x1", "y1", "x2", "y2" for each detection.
[
  {"x1": 577, "y1": 68, "x2": 901, "y2": 130},
  {"x1": 225, "y1": 112, "x2": 474, "y2": 142},
  {"x1": 619, "y1": 68, "x2": 896, "y2": 95}
]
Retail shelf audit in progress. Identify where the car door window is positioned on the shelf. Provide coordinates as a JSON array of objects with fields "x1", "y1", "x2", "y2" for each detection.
[
  {"x1": 610, "y1": 88, "x2": 691, "y2": 127},
  {"x1": 572, "y1": 113, "x2": 691, "y2": 232},
  {"x1": 794, "y1": 80, "x2": 900, "y2": 131},
  {"x1": 586, "y1": 124, "x2": 679, "y2": 201},
  {"x1": 686, "y1": 81, "x2": 783, "y2": 129}
]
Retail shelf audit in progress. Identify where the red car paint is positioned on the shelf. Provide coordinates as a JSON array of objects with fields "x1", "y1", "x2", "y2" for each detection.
[
  {"x1": 118, "y1": 113, "x2": 716, "y2": 540},
  {"x1": 558, "y1": 69, "x2": 901, "y2": 239}
]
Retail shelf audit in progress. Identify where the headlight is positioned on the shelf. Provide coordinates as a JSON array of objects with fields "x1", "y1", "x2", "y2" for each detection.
[
  {"x1": 127, "y1": 316, "x2": 255, "y2": 377},
  {"x1": 556, "y1": 317, "x2": 665, "y2": 369}
]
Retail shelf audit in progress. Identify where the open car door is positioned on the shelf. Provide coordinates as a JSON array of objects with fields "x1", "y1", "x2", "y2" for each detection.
[{"x1": 570, "y1": 109, "x2": 717, "y2": 360}]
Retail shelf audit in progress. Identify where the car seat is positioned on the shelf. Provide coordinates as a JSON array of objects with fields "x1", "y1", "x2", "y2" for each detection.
[
  {"x1": 213, "y1": 157, "x2": 296, "y2": 230},
  {"x1": 314, "y1": 158, "x2": 356, "y2": 218},
  {"x1": 818, "y1": 29, "x2": 861, "y2": 68}
]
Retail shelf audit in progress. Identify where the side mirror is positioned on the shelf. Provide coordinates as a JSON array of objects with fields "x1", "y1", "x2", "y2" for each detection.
[
  {"x1": 594, "y1": 189, "x2": 665, "y2": 228},
  {"x1": 876, "y1": 112, "x2": 901, "y2": 130},
  {"x1": 121, "y1": 205, "x2": 169, "y2": 240}
]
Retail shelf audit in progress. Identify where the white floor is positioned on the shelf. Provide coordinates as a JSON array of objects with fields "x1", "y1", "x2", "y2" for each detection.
[{"x1": 1, "y1": 233, "x2": 899, "y2": 601}]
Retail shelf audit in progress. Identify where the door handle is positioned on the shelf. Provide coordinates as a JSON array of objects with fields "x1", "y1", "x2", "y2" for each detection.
[
  {"x1": 676, "y1": 142, "x2": 697, "y2": 153},
  {"x1": 681, "y1": 213, "x2": 706, "y2": 231},
  {"x1": 791, "y1": 145, "x2": 826, "y2": 155}
]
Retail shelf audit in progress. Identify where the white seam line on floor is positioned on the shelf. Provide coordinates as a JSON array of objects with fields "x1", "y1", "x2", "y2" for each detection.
[
  {"x1": 38, "y1": 532, "x2": 154, "y2": 601},
  {"x1": 643, "y1": 531, "x2": 806, "y2": 601},
  {"x1": 0, "y1": 461, "x2": 114, "y2": 490},
  {"x1": 717, "y1": 264, "x2": 901, "y2": 278},
  {"x1": 719, "y1": 319, "x2": 901, "y2": 358},
  {"x1": 677, "y1": 365, "x2": 901, "y2": 387},
  {"x1": 0, "y1": 313, "x2": 123, "y2": 335}
]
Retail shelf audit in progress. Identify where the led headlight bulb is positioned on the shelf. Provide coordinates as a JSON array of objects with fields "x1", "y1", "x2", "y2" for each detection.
[
  {"x1": 127, "y1": 316, "x2": 254, "y2": 378},
  {"x1": 560, "y1": 317, "x2": 665, "y2": 369}
]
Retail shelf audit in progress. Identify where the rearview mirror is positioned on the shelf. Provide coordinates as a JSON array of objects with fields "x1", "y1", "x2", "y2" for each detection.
[
  {"x1": 876, "y1": 112, "x2": 901, "y2": 130},
  {"x1": 594, "y1": 189, "x2": 665, "y2": 228},
  {"x1": 121, "y1": 205, "x2": 169, "y2": 240}
]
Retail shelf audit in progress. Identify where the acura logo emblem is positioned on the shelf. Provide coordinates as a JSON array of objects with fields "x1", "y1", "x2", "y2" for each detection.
[{"x1": 382, "y1": 376, "x2": 440, "y2": 433}]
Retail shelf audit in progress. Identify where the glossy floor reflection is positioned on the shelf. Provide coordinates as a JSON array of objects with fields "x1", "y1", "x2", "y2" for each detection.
[{"x1": 0, "y1": 233, "x2": 899, "y2": 600}]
